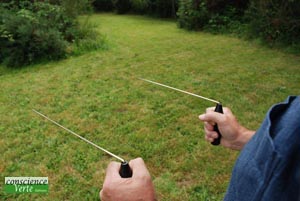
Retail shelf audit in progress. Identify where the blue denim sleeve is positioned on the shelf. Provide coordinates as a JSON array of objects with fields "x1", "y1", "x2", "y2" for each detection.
[{"x1": 224, "y1": 96, "x2": 300, "y2": 201}]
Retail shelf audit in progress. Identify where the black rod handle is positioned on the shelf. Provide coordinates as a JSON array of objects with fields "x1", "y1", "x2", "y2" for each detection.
[
  {"x1": 119, "y1": 161, "x2": 132, "y2": 178},
  {"x1": 211, "y1": 103, "x2": 223, "y2": 146}
]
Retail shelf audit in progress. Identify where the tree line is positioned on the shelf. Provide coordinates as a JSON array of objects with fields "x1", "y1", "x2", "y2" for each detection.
[
  {"x1": 94, "y1": 0, "x2": 300, "y2": 51},
  {"x1": 1, "y1": 0, "x2": 299, "y2": 67}
]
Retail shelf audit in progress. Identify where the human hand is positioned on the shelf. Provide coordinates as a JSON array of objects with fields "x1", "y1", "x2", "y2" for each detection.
[
  {"x1": 100, "y1": 157, "x2": 156, "y2": 201},
  {"x1": 199, "y1": 107, "x2": 255, "y2": 150}
]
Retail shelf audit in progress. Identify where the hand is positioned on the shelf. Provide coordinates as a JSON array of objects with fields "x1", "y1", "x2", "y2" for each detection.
[
  {"x1": 100, "y1": 157, "x2": 156, "y2": 201},
  {"x1": 199, "y1": 107, "x2": 255, "y2": 150}
]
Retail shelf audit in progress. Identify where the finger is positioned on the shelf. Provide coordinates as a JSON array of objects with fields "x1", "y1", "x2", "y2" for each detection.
[
  {"x1": 205, "y1": 135, "x2": 214, "y2": 142},
  {"x1": 204, "y1": 126, "x2": 219, "y2": 139},
  {"x1": 199, "y1": 111, "x2": 224, "y2": 124},
  {"x1": 207, "y1": 106, "x2": 231, "y2": 114},
  {"x1": 204, "y1": 121, "x2": 214, "y2": 131},
  {"x1": 129, "y1": 157, "x2": 151, "y2": 178},
  {"x1": 222, "y1": 107, "x2": 232, "y2": 115},
  {"x1": 200, "y1": 107, "x2": 231, "y2": 121},
  {"x1": 198, "y1": 107, "x2": 215, "y2": 122},
  {"x1": 104, "y1": 161, "x2": 122, "y2": 180}
]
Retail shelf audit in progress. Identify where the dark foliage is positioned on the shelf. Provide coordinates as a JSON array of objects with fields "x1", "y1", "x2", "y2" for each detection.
[
  {"x1": 130, "y1": 0, "x2": 148, "y2": 14},
  {"x1": 246, "y1": 0, "x2": 300, "y2": 46},
  {"x1": 206, "y1": 0, "x2": 249, "y2": 14},
  {"x1": 177, "y1": 0, "x2": 249, "y2": 30},
  {"x1": 154, "y1": 0, "x2": 178, "y2": 18},
  {"x1": 92, "y1": 0, "x2": 178, "y2": 18},
  {"x1": 93, "y1": 0, "x2": 114, "y2": 11},
  {"x1": 0, "y1": 0, "x2": 101, "y2": 67},
  {"x1": 176, "y1": 0, "x2": 300, "y2": 48},
  {"x1": 0, "y1": 2, "x2": 71, "y2": 67},
  {"x1": 113, "y1": 0, "x2": 131, "y2": 14},
  {"x1": 177, "y1": 0, "x2": 209, "y2": 30}
]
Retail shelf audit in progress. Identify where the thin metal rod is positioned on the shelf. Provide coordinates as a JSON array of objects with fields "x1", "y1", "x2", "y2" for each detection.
[
  {"x1": 32, "y1": 109, "x2": 125, "y2": 162},
  {"x1": 139, "y1": 78, "x2": 220, "y2": 104}
]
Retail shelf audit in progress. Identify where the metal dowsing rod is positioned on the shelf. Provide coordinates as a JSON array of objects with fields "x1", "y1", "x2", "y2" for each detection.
[
  {"x1": 139, "y1": 78, "x2": 223, "y2": 146},
  {"x1": 33, "y1": 109, "x2": 133, "y2": 178},
  {"x1": 139, "y1": 78, "x2": 220, "y2": 104}
]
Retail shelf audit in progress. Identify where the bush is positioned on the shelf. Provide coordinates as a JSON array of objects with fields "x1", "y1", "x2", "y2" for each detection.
[
  {"x1": 33, "y1": 2, "x2": 78, "y2": 42},
  {"x1": 177, "y1": 0, "x2": 209, "y2": 30},
  {"x1": 70, "y1": 19, "x2": 108, "y2": 55},
  {"x1": 246, "y1": 0, "x2": 300, "y2": 46},
  {"x1": 177, "y1": 0, "x2": 248, "y2": 31},
  {"x1": 177, "y1": 0, "x2": 299, "y2": 49},
  {"x1": 204, "y1": 6, "x2": 245, "y2": 33},
  {"x1": 60, "y1": 0, "x2": 94, "y2": 17},
  {"x1": 205, "y1": 0, "x2": 249, "y2": 14},
  {"x1": 0, "y1": 3, "x2": 68, "y2": 67},
  {"x1": 0, "y1": 1, "x2": 104, "y2": 67}
]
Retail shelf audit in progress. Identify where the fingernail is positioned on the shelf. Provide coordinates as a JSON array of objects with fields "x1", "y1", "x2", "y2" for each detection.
[{"x1": 199, "y1": 114, "x2": 205, "y2": 120}]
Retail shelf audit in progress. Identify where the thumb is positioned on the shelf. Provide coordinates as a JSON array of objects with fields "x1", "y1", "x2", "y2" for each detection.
[
  {"x1": 199, "y1": 111, "x2": 224, "y2": 124},
  {"x1": 129, "y1": 157, "x2": 150, "y2": 178},
  {"x1": 99, "y1": 189, "x2": 104, "y2": 200}
]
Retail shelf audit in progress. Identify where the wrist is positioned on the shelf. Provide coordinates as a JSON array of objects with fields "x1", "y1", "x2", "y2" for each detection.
[{"x1": 230, "y1": 127, "x2": 255, "y2": 150}]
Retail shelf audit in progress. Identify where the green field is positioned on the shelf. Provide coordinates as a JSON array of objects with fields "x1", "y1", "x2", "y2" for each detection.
[{"x1": 1, "y1": 13, "x2": 299, "y2": 200}]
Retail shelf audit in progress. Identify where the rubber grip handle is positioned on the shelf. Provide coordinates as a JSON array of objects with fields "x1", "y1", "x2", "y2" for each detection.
[
  {"x1": 119, "y1": 161, "x2": 132, "y2": 178},
  {"x1": 211, "y1": 103, "x2": 223, "y2": 146}
]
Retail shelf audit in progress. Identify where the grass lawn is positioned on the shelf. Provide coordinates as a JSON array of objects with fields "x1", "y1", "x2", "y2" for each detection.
[{"x1": 1, "y1": 13, "x2": 300, "y2": 200}]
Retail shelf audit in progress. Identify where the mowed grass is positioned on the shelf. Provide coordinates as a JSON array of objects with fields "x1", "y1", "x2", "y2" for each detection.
[{"x1": 1, "y1": 13, "x2": 300, "y2": 200}]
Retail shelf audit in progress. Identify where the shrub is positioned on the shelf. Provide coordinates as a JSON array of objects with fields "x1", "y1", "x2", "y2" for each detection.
[
  {"x1": 246, "y1": 0, "x2": 300, "y2": 46},
  {"x1": 0, "y1": 1, "x2": 104, "y2": 67},
  {"x1": 205, "y1": 0, "x2": 249, "y2": 14},
  {"x1": 177, "y1": 0, "x2": 249, "y2": 31},
  {"x1": 32, "y1": 2, "x2": 77, "y2": 42},
  {"x1": 71, "y1": 19, "x2": 108, "y2": 55},
  {"x1": 60, "y1": 0, "x2": 94, "y2": 17},
  {"x1": 0, "y1": 4, "x2": 67, "y2": 67},
  {"x1": 177, "y1": 0, "x2": 209, "y2": 30},
  {"x1": 205, "y1": 6, "x2": 245, "y2": 33}
]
